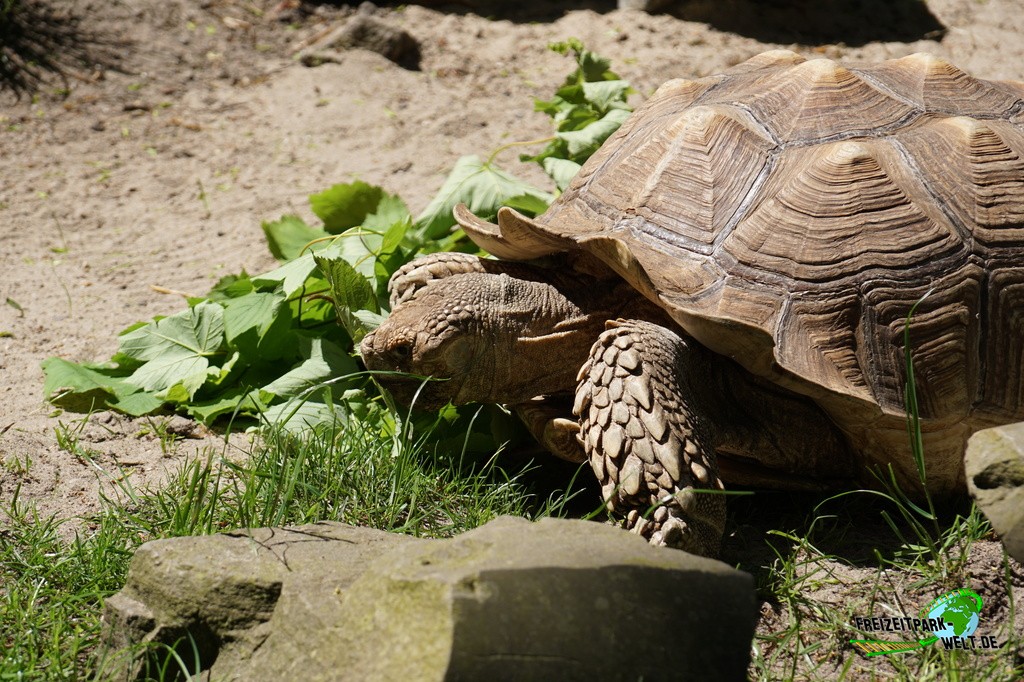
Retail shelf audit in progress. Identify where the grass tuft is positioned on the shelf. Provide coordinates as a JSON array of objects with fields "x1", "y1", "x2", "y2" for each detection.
[
  {"x1": 746, "y1": 293, "x2": 1024, "y2": 679},
  {"x1": 1, "y1": 399, "x2": 577, "y2": 679}
]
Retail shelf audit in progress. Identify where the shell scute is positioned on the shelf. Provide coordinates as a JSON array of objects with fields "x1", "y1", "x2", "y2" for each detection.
[
  {"x1": 898, "y1": 116, "x2": 1024, "y2": 252},
  {"x1": 722, "y1": 139, "x2": 965, "y2": 285},
  {"x1": 858, "y1": 53, "x2": 1023, "y2": 117},
  {"x1": 704, "y1": 58, "x2": 919, "y2": 143}
]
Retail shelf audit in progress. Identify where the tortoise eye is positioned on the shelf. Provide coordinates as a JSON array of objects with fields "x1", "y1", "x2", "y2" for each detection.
[{"x1": 389, "y1": 341, "x2": 412, "y2": 364}]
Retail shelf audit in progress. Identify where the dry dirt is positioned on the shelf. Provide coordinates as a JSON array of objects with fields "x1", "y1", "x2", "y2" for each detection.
[{"x1": 1, "y1": 0, "x2": 1023, "y2": 677}]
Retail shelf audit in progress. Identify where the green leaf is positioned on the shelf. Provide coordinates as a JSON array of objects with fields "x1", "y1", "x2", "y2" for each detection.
[
  {"x1": 221, "y1": 291, "x2": 297, "y2": 362},
  {"x1": 578, "y1": 50, "x2": 615, "y2": 83},
  {"x1": 162, "y1": 382, "x2": 193, "y2": 404},
  {"x1": 380, "y1": 216, "x2": 410, "y2": 255},
  {"x1": 315, "y1": 254, "x2": 377, "y2": 342},
  {"x1": 206, "y1": 272, "x2": 255, "y2": 301},
  {"x1": 261, "y1": 215, "x2": 330, "y2": 261},
  {"x1": 309, "y1": 181, "x2": 386, "y2": 234},
  {"x1": 336, "y1": 228, "x2": 381, "y2": 280},
  {"x1": 353, "y1": 309, "x2": 386, "y2": 332},
  {"x1": 110, "y1": 391, "x2": 166, "y2": 416},
  {"x1": 118, "y1": 301, "x2": 226, "y2": 397},
  {"x1": 288, "y1": 279, "x2": 339, "y2": 328},
  {"x1": 41, "y1": 358, "x2": 129, "y2": 411},
  {"x1": 558, "y1": 108, "x2": 631, "y2": 158},
  {"x1": 548, "y1": 38, "x2": 617, "y2": 84},
  {"x1": 41, "y1": 358, "x2": 167, "y2": 416},
  {"x1": 205, "y1": 351, "x2": 241, "y2": 388},
  {"x1": 375, "y1": 218, "x2": 415, "y2": 297},
  {"x1": 252, "y1": 253, "x2": 319, "y2": 297},
  {"x1": 415, "y1": 155, "x2": 553, "y2": 239},
  {"x1": 140, "y1": 363, "x2": 207, "y2": 401},
  {"x1": 503, "y1": 192, "x2": 552, "y2": 216},
  {"x1": 118, "y1": 301, "x2": 224, "y2": 362},
  {"x1": 526, "y1": 40, "x2": 632, "y2": 187},
  {"x1": 363, "y1": 194, "x2": 412, "y2": 232},
  {"x1": 262, "y1": 396, "x2": 342, "y2": 432},
  {"x1": 222, "y1": 292, "x2": 285, "y2": 347},
  {"x1": 540, "y1": 158, "x2": 582, "y2": 192},
  {"x1": 261, "y1": 337, "x2": 357, "y2": 398},
  {"x1": 252, "y1": 242, "x2": 348, "y2": 298},
  {"x1": 581, "y1": 80, "x2": 632, "y2": 111},
  {"x1": 186, "y1": 387, "x2": 262, "y2": 424}
]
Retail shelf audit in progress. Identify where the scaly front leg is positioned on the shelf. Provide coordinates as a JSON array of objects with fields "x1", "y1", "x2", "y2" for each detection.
[{"x1": 574, "y1": 319, "x2": 726, "y2": 556}]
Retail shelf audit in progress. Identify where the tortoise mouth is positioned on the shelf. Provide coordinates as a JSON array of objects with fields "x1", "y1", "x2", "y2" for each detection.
[{"x1": 370, "y1": 373, "x2": 456, "y2": 412}]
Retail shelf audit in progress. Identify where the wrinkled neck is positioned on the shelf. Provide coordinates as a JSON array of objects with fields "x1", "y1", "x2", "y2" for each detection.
[{"x1": 483, "y1": 274, "x2": 644, "y2": 403}]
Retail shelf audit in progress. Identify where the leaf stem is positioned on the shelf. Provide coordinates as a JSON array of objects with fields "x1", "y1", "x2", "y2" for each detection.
[
  {"x1": 485, "y1": 136, "x2": 556, "y2": 166},
  {"x1": 150, "y1": 285, "x2": 197, "y2": 299}
]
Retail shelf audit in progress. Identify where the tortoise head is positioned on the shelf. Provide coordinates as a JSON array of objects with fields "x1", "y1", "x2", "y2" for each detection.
[
  {"x1": 359, "y1": 268, "x2": 609, "y2": 411},
  {"x1": 360, "y1": 274, "x2": 487, "y2": 410}
]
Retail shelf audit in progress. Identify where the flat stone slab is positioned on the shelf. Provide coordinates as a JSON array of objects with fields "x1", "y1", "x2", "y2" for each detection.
[
  {"x1": 101, "y1": 522, "x2": 421, "y2": 680},
  {"x1": 101, "y1": 517, "x2": 756, "y2": 681},
  {"x1": 966, "y1": 423, "x2": 1024, "y2": 563}
]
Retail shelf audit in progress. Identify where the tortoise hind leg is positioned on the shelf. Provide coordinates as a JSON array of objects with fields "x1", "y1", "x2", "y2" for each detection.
[
  {"x1": 574, "y1": 319, "x2": 726, "y2": 556},
  {"x1": 513, "y1": 397, "x2": 587, "y2": 463}
]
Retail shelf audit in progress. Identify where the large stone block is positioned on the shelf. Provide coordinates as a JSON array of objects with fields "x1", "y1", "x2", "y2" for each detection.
[
  {"x1": 101, "y1": 517, "x2": 756, "y2": 681},
  {"x1": 339, "y1": 516, "x2": 756, "y2": 681},
  {"x1": 100, "y1": 522, "x2": 422, "y2": 680},
  {"x1": 966, "y1": 423, "x2": 1024, "y2": 563}
]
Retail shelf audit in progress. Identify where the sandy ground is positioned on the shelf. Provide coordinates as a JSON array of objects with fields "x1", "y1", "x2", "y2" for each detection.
[{"x1": 1, "y1": 0, "x2": 1023, "y2": 677}]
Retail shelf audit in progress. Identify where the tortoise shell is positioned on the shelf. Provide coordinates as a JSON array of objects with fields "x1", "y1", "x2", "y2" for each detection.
[{"x1": 455, "y1": 50, "x2": 1024, "y2": 493}]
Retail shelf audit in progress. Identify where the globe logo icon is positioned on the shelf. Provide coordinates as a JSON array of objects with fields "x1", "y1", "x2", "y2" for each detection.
[{"x1": 924, "y1": 590, "x2": 982, "y2": 643}]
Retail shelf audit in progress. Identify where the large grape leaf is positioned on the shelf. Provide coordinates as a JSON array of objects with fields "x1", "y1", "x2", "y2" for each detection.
[
  {"x1": 261, "y1": 337, "x2": 357, "y2": 398},
  {"x1": 110, "y1": 390, "x2": 166, "y2": 416},
  {"x1": 558, "y1": 107, "x2": 631, "y2": 158},
  {"x1": 185, "y1": 387, "x2": 262, "y2": 424},
  {"x1": 41, "y1": 358, "x2": 166, "y2": 416},
  {"x1": 117, "y1": 301, "x2": 227, "y2": 398},
  {"x1": 222, "y1": 292, "x2": 286, "y2": 346},
  {"x1": 261, "y1": 215, "x2": 330, "y2": 262},
  {"x1": 310, "y1": 181, "x2": 408, "y2": 235},
  {"x1": 414, "y1": 155, "x2": 553, "y2": 240},
  {"x1": 41, "y1": 358, "x2": 135, "y2": 410},
  {"x1": 253, "y1": 241, "x2": 347, "y2": 297},
  {"x1": 540, "y1": 158, "x2": 582, "y2": 192},
  {"x1": 261, "y1": 396, "x2": 342, "y2": 433}
]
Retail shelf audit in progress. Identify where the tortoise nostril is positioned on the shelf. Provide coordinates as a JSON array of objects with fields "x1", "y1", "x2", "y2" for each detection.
[{"x1": 359, "y1": 332, "x2": 375, "y2": 356}]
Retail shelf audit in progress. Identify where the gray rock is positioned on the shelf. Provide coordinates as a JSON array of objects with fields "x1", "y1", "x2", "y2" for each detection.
[
  {"x1": 300, "y1": 14, "x2": 420, "y2": 70},
  {"x1": 966, "y1": 423, "x2": 1024, "y2": 563},
  {"x1": 100, "y1": 522, "x2": 422, "y2": 681},
  {"x1": 340, "y1": 516, "x2": 756, "y2": 681},
  {"x1": 101, "y1": 517, "x2": 756, "y2": 681}
]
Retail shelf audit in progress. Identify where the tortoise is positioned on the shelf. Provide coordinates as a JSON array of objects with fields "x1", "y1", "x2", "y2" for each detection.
[{"x1": 360, "y1": 50, "x2": 1024, "y2": 557}]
